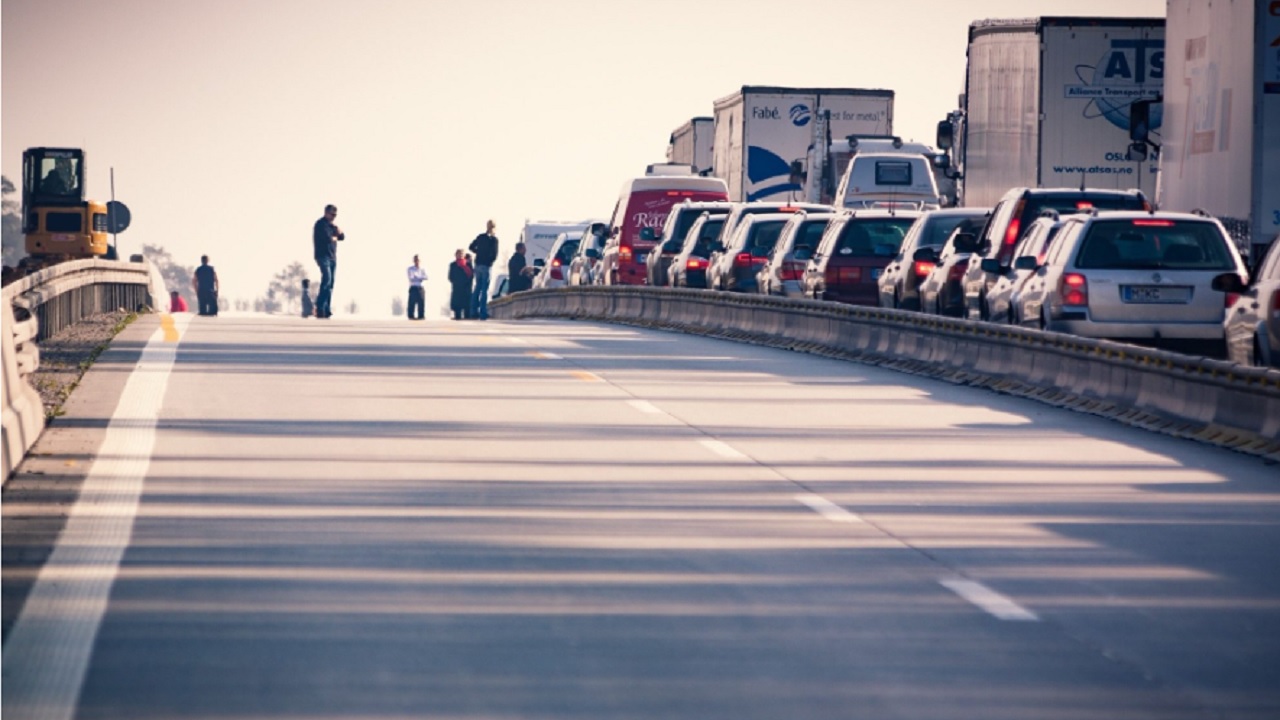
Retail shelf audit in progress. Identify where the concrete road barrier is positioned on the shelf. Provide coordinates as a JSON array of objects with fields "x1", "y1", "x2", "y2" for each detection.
[
  {"x1": 492, "y1": 287, "x2": 1280, "y2": 461},
  {"x1": 2, "y1": 258, "x2": 163, "y2": 479}
]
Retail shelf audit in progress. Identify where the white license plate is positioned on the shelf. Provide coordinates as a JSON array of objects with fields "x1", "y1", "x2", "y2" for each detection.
[{"x1": 1121, "y1": 285, "x2": 1192, "y2": 303}]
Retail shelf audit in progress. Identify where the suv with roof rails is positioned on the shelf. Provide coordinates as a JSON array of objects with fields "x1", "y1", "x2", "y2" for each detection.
[
  {"x1": 1013, "y1": 209, "x2": 1247, "y2": 356},
  {"x1": 962, "y1": 187, "x2": 1149, "y2": 321},
  {"x1": 802, "y1": 209, "x2": 921, "y2": 306}
]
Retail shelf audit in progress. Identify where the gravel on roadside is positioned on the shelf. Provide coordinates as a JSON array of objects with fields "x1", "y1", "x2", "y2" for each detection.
[{"x1": 26, "y1": 310, "x2": 139, "y2": 419}]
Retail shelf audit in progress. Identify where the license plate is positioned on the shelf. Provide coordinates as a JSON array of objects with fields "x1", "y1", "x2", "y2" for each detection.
[
  {"x1": 635, "y1": 254, "x2": 647, "y2": 264},
  {"x1": 871, "y1": 268, "x2": 883, "y2": 280},
  {"x1": 1121, "y1": 285, "x2": 1192, "y2": 303},
  {"x1": 52, "y1": 233, "x2": 76, "y2": 243}
]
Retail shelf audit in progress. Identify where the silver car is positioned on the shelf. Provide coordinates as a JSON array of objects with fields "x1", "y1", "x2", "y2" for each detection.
[
  {"x1": 567, "y1": 222, "x2": 609, "y2": 286},
  {"x1": 983, "y1": 214, "x2": 1066, "y2": 324},
  {"x1": 1014, "y1": 211, "x2": 1247, "y2": 354},
  {"x1": 531, "y1": 231, "x2": 582, "y2": 290},
  {"x1": 758, "y1": 212, "x2": 836, "y2": 297},
  {"x1": 1221, "y1": 238, "x2": 1280, "y2": 368}
]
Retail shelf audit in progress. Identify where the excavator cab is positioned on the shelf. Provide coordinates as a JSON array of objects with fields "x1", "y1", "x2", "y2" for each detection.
[{"x1": 21, "y1": 147, "x2": 109, "y2": 258}]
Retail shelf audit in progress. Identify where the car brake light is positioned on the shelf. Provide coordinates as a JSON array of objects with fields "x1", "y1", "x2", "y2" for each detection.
[
  {"x1": 733, "y1": 252, "x2": 753, "y2": 268},
  {"x1": 1061, "y1": 273, "x2": 1088, "y2": 306},
  {"x1": 620, "y1": 246, "x2": 633, "y2": 262},
  {"x1": 914, "y1": 260, "x2": 935, "y2": 278},
  {"x1": 1132, "y1": 219, "x2": 1174, "y2": 227},
  {"x1": 551, "y1": 258, "x2": 562, "y2": 267},
  {"x1": 1076, "y1": 201, "x2": 1094, "y2": 210},
  {"x1": 781, "y1": 261, "x2": 805, "y2": 281},
  {"x1": 687, "y1": 257, "x2": 704, "y2": 270}
]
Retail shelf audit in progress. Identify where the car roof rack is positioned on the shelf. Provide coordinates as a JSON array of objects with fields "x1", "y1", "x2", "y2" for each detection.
[{"x1": 1189, "y1": 207, "x2": 1213, "y2": 219}]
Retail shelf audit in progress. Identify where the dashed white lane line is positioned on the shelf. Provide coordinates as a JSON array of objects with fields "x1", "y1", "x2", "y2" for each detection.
[
  {"x1": 505, "y1": 336, "x2": 527, "y2": 345},
  {"x1": 795, "y1": 493, "x2": 864, "y2": 524},
  {"x1": 698, "y1": 439, "x2": 748, "y2": 460},
  {"x1": 940, "y1": 578, "x2": 1040, "y2": 622},
  {"x1": 626, "y1": 399, "x2": 662, "y2": 414},
  {"x1": 2, "y1": 313, "x2": 191, "y2": 720}
]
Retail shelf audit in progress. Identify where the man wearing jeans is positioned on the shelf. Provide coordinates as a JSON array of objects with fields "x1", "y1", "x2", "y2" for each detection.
[
  {"x1": 312, "y1": 204, "x2": 344, "y2": 319},
  {"x1": 468, "y1": 219, "x2": 499, "y2": 320},
  {"x1": 406, "y1": 254, "x2": 427, "y2": 320}
]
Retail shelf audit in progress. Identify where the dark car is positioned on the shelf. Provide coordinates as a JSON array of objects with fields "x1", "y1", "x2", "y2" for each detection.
[
  {"x1": 877, "y1": 207, "x2": 989, "y2": 311},
  {"x1": 802, "y1": 210, "x2": 920, "y2": 306},
  {"x1": 962, "y1": 187, "x2": 1149, "y2": 320},
  {"x1": 668, "y1": 212, "x2": 728, "y2": 289},
  {"x1": 707, "y1": 213, "x2": 793, "y2": 293},
  {"x1": 645, "y1": 200, "x2": 733, "y2": 286}
]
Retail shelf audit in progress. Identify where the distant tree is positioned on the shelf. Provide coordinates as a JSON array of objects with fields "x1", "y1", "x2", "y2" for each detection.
[
  {"x1": 141, "y1": 243, "x2": 195, "y2": 306},
  {"x1": 2, "y1": 176, "x2": 25, "y2": 268},
  {"x1": 265, "y1": 261, "x2": 307, "y2": 315},
  {"x1": 218, "y1": 295, "x2": 230, "y2": 312},
  {"x1": 391, "y1": 296, "x2": 404, "y2": 316},
  {"x1": 235, "y1": 298, "x2": 250, "y2": 312}
]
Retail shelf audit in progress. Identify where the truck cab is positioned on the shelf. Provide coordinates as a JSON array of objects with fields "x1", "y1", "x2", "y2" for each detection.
[{"x1": 21, "y1": 147, "x2": 109, "y2": 259}]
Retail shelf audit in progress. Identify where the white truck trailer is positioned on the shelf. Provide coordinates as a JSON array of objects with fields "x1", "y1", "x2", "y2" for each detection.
[
  {"x1": 666, "y1": 117, "x2": 714, "y2": 175},
  {"x1": 938, "y1": 17, "x2": 1165, "y2": 208},
  {"x1": 711, "y1": 86, "x2": 894, "y2": 202},
  {"x1": 1154, "y1": 0, "x2": 1280, "y2": 262}
]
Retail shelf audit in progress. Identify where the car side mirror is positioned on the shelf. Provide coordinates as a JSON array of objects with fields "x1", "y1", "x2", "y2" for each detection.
[
  {"x1": 1210, "y1": 272, "x2": 1247, "y2": 294},
  {"x1": 980, "y1": 258, "x2": 1004, "y2": 274},
  {"x1": 912, "y1": 247, "x2": 938, "y2": 263},
  {"x1": 952, "y1": 232, "x2": 977, "y2": 254},
  {"x1": 1013, "y1": 256, "x2": 1039, "y2": 271}
]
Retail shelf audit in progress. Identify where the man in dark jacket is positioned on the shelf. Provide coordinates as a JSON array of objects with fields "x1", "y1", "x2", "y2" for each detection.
[
  {"x1": 468, "y1": 219, "x2": 498, "y2": 320},
  {"x1": 507, "y1": 242, "x2": 536, "y2": 294},
  {"x1": 193, "y1": 255, "x2": 219, "y2": 316},
  {"x1": 313, "y1": 204, "x2": 344, "y2": 319}
]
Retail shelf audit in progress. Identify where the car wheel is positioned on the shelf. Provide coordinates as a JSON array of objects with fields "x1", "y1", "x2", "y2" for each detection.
[{"x1": 1254, "y1": 337, "x2": 1266, "y2": 367}]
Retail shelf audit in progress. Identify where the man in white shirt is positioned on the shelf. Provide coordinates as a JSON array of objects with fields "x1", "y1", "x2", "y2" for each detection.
[{"x1": 406, "y1": 255, "x2": 428, "y2": 320}]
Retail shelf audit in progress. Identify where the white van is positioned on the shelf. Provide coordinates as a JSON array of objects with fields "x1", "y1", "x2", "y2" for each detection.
[{"x1": 834, "y1": 151, "x2": 942, "y2": 211}]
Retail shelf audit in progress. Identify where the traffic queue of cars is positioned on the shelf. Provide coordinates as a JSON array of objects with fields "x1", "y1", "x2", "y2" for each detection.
[{"x1": 524, "y1": 166, "x2": 1276, "y2": 368}]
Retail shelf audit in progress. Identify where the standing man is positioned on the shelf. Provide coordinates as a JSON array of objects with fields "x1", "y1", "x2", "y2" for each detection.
[
  {"x1": 406, "y1": 254, "x2": 428, "y2": 320},
  {"x1": 313, "y1": 204, "x2": 344, "y2": 319},
  {"x1": 468, "y1": 219, "x2": 499, "y2": 320},
  {"x1": 507, "y1": 242, "x2": 537, "y2": 294},
  {"x1": 193, "y1": 255, "x2": 219, "y2": 316}
]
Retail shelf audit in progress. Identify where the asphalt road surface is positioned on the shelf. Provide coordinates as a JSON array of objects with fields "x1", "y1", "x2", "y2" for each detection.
[{"x1": 4, "y1": 313, "x2": 1279, "y2": 719}]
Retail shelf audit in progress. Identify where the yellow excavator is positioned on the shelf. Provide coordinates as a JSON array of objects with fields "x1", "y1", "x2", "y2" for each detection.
[{"x1": 21, "y1": 147, "x2": 110, "y2": 263}]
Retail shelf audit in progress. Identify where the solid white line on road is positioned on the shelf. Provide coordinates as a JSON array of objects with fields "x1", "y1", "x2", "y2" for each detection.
[
  {"x1": 795, "y1": 493, "x2": 864, "y2": 524},
  {"x1": 698, "y1": 439, "x2": 748, "y2": 460},
  {"x1": 627, "y1": 399, "x2": 662, "y2": 414},
  {"x1": 940, "y1": 578, "x2": 1039, "y2": 622},
  {"x1": 2, "y1": 314, "x2": 190, "y2": 720}
]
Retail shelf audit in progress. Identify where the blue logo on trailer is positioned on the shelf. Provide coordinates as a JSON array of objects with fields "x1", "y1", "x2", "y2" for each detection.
[
  {"x1": 1069, "y1": 38, "x2": 1165, "y2": 132},
  {"x1": 790, "y1": 104, "x2": 812, "y2": 127}
]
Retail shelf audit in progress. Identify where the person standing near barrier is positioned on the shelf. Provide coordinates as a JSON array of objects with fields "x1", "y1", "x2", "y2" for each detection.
[
  {"x1": 507, "y1": 242, "x2": 536, "y2": 294},
  {"x1": 449, "y1": 249, "x2": 473, "y2": 320},
  {"x1": 406, "y1": 254, "x2": 428, "y2": 320},
  {"x1": 468, "y1": 220, "x2": 498, "y2": 320},
  {"x1": 193, "y1": 255, "x2": 219, "y2": 316},
  {"x1": 313, "y1": 204, "x2": 344, "y2": 319}
]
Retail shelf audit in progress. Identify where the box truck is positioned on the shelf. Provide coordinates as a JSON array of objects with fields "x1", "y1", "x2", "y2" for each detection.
[
  {"x1": 1151, "y1": 0, "x2": 1280, "y2": 262},
  {"x1": 712, "y1": 86, "x2": 894, "y2": 202},
  {"x1": 666, "y1": 117, "x2": 714, "y2": 175},
  {"x1": 937, "y1": 17, "x2": 1165, "y2": 208}
]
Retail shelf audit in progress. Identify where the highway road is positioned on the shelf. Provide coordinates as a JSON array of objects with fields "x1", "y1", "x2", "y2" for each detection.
[{"x1": 4, "y1": 313, "x2": 1280, "y2": 719}]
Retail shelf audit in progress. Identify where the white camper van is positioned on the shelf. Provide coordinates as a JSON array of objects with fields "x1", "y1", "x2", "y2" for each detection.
[{"x1": 834, "y1": 147, "x2": 942, "y2": 211}]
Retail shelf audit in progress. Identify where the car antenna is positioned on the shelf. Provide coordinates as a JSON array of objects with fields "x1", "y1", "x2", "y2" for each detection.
[{"x1": 1079, "y1": 169, "x2": 1087, "y2": 192}]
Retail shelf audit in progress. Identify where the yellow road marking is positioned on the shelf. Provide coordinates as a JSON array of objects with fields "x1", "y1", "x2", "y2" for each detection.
[
  {"x1": 161, "y1": 314, "x2": 179, "y2": 342},
  {"x1": 571, "y1": 371, "x2": 602, "y2": 383}
]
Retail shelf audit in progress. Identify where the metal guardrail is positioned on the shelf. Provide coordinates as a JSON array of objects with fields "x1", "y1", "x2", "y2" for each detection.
[
  {"x1": 2, "y1": 258, "x2": 166, "y2": 479},
  {"x1": 492, "y1": 286, "x2": 1280, "y2": 460}
]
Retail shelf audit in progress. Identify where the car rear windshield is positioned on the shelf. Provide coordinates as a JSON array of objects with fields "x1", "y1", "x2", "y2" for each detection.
[
  {"x1": 555, "y1": 240, "x2": 580, "y2": 263},
  {"x1": 792, "y1": 220, "x2": 828, "y2": 260},
  {"x1": 835, "y1": 218, "x2": 915, "y2": 257},
  {"x1": 1023, "y1": 193, "x2": 1145, "y2": 225},
  {"x1": 692, "y1": 219, "x2": 726, "y2": 256},
  {"x1": 1075, "y1": 220, "x2": 1236, "y2": 270},
  {"x1": 922, "y1": 215, "x2": 985, "y2": 248},
  {"x1": 664, "y1": 210, "x2": 703, "y2": 252},
  {"x1": 745, "y1": 220, "x2": 788, "y2": 257}
]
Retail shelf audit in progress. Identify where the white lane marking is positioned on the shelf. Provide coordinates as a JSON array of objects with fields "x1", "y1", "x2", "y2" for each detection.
[
  {"x1": 627, "y1": 400, "x2": 662, "y2": 415},
  {"x1": 940, "y1": 579, "x2": 1039, "y2": 622},
  {"x1": 2, "y1": 314, "x2": 191, "y2": 719},
  {"x1": 795, "y1": 493, "x2": 863, "y2": 524},
  {"x1": 698, "y1": 439, "x2": 748, "y2": 460},
  {"x1": 505, "y1": 336, "x2": 527, "y2": 345}
]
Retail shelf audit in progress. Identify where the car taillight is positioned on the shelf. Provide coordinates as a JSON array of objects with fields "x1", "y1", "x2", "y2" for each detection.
[
  {"x1": 781, "y1": 261, "x2": 805, "y2": 281},
  {"x1": 687, "y1": 257, "x2": 704, "y2": 270},
  {"x1": 1132, "y1": 219, "x2": 1174, "y2": 227},
  {"x1": 1224, "y1": 291, "x2": 1240, "y2": 308},
  {"x1": 733, "y1": 252, "x2": 753, "y2": 268},
  {"x1": 1061, "y1": 273, "x2": 1088, "y2": 306},
  {"x1": 550, "y1": 267, "x2": 563, "y2": 280},
  {"x1": 1004, "y1": 201, "x2": 1025, "y2": 248},
  {"x1": 619, "y1": 247, "x2": 633, "y2": 263},
  {"x1": 913, "y1": 260, "x2": 935, "y2": 278},
  {"x1": 552, "y1": 258, "x2": 562, "y2": 267},
  {"x1": 1272, "y1": 289, "x2": 1280, "y2": 315}
]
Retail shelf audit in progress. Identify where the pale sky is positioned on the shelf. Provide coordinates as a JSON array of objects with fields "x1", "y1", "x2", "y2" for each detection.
[{"x1": 2, "y1": 0, "x2": 1164, "y2": 316}]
